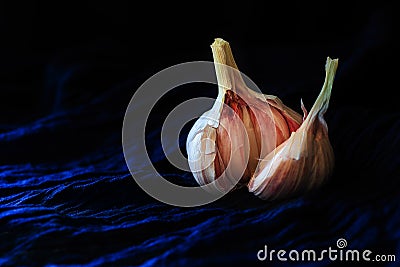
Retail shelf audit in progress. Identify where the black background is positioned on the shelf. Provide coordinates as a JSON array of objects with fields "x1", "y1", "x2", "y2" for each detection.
[{"x1": 1, "y1": 2, "x2": 397, "y2": 120}]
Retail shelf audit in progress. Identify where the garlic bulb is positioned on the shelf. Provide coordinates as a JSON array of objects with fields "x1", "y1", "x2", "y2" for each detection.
[
  {"x1": 186, "y1": 38, "x2": 337, "y2": 200},
  {"x1": 186, "y1": 38, "x2": 303, "y2": 191}
]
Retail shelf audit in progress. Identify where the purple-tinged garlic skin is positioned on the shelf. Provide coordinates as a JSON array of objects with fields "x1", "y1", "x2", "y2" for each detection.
[
  {"x1": 248, "y1": 58, "x2": 338, "y2": 200},
  {"x1": 186, "y1": 38, "x2": 302, "y2": 190}
]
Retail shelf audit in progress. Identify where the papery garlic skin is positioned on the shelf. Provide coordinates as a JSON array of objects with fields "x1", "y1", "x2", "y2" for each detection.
[
  {"x1": 186, "y1": 38, "x2": 302, "y2": 190},
  {"x1": 248, "y1": 58, "x2": 338, "y2": 200}
]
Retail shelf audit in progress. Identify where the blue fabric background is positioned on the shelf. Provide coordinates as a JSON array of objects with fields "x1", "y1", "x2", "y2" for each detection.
[{"x1": 1, "y1": 2, "x2": 399, "y2": 266}]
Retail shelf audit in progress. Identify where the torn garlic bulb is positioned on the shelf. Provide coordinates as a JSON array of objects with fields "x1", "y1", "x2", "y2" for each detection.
[
  {"x1": 186, "y1": 38, "x2": 302, "y2": 190},
  {"x1": 248, "y1": 58, "x2": 338, "y2": 200}
]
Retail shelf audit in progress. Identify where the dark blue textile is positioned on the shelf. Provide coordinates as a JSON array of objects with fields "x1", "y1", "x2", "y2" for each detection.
[{"x1": 1, "y1": 2, "x2": 399, "y2": 266}]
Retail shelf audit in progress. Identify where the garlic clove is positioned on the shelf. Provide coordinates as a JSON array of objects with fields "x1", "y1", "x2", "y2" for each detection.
[{"x1": 248, "y1": 57, "x2": 338, "y2": 200}]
